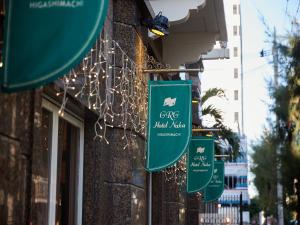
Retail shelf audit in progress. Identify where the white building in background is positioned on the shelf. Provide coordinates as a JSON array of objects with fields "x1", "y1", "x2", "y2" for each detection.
[{"x1": 201, "y1": 0, "x2": 250, "y2": 224}]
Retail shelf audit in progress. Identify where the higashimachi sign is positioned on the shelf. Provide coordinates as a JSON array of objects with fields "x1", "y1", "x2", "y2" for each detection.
[
  {"x1": 187, "y1": 137, "x2": 215, "y2": 193},
  {"x1": 0, "y1": 0, "x2": 108, "y2": 92},
  {"x1": 146, "y1": 80, "x2": 192, "y2": 172},
  {"x1": 203, "y1": 160, "x2": 224, "y2": 202}
]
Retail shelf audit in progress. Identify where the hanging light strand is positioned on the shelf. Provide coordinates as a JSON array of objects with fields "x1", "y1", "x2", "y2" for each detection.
[{"x1": 58, "y1": 35, "x2": 149, "y2": 149}]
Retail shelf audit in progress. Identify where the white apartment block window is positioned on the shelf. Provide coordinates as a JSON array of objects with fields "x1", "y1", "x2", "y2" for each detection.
[
  {"x1": 233, "y1": 4, "x2": 237, "y2": 15},
  {"x1": 233, "y1": 25, "x2": 238, "y2": 36},
  {"x1": 234, "y1": 112, "x2": 239, "y2": 122},
  {"x1": 33, "y1": 99, "x2": 84, "y2": 225},
  {"x1": 234, "y1": 90, "x2": 239, "y2": 100},
  {"x1": 234, "y1": 68, "x2": 238, "y2": 78},
  {"x1": 234, "y1": 47, "x2": 238, "y2": 57}
]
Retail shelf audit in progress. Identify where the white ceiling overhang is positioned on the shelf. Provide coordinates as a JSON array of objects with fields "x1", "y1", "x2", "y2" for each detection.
[{"x1": 144, "y1": 0, "x2": 228, "y2": 67}]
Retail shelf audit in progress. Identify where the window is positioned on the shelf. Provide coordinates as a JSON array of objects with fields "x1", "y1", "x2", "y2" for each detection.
[
  {"x1": 225, "y1": 176, "x2": 238, "y2": 189},
  {"x1": 234, "y1": 68, "x2": 238, "y2": 78},
  {"x1": 234, "y1": 112, "x2": 239, "y2": 122},
  {"x1": 234, "y1": 90, "x2": 238, "y2": 100},
  {"x1": 233, "y1": 5, "x2": 237, "y2": 15},
  {"x1": 234, "y1": 47, "x2": 238, "y2": 57},
  {"x1": 233, "y1": 25, "x2": 238, "y2": 36},
  {"x1": 31, "y1": 99, "x2": 84, "y2": 225}
]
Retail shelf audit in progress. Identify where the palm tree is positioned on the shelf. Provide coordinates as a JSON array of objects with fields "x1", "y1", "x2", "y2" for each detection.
[
  {"x1": 199, "y1": 87, "x2": 241, "y2": 159},
  {"x1": 201, "y1": 87, "x2": 225, "y2": 126}
]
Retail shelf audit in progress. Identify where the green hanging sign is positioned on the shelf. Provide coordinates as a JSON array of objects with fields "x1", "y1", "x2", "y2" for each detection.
[
  {"x1": 187, "y1": 137, "x2": 215, "y2": 193},
  {"x1": 146, "y1": 80, "x2": 192, "y2": 172},
  {"x1": 203, "y1": 160, "x2": 224, "y2": 202},
  {"x1": 0, "y1": 0, "x2": 108, "y2": 92}
]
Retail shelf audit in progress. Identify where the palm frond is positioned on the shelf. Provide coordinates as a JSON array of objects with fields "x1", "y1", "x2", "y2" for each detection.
[
  {"x1": 202, "y1": 105, "x2": 223, "y2": 123},
  {"x1": 201, "y1": 88, "x2": 226, "y2": 105}
]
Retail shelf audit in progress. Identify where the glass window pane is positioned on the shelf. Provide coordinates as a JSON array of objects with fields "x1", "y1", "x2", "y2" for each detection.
[
  {"x1": 31, "y1": 108, "x2": 52, "y2": 225},
  {"x1": 234, "y1": 112, "x2": 239, "y2": 122},
  {"x1": 55, "y1": 118, "x2": 79, "y2": 225},
  {"x1": 233, "y1": 26, "x2": 237, "y2": 36},
  {"x1": 233, "y1": 5, "x2": 237, "y2": 15},
  {"x1": 234, "y1": 90, "x2": 239, "y2": 100},
  {"x1": 234, "y1": 47, "x2": 238, "y2": 57},
  {"x1": 234, "y1": 68, "x2": 238, "y2": 78}
]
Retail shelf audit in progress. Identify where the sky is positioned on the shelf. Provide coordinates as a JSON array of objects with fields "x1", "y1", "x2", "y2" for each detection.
[{"x1": 241, "y1": 0, "x2": 300, "y2": 197}]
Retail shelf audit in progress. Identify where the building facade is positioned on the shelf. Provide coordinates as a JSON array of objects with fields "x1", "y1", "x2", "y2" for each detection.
[
  {"x1": 201, "y1": 0, "x2": 250, "y2": 224},
  {"x1": 0, "y1": 1, "x2": 228, "y2": 225}
]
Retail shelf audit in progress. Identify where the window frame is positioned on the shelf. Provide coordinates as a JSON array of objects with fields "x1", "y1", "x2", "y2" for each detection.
[
  {"x1": 234, "y1": 112, "x2": 239, "y2": 122},
  {"x1": 233, "y1": 4, "x2": 237, "y2": 15},
  {"x1": 233, "y1": 25, "x2": 238, "y2": 36},
  {"x1": 42, "y1": 99, "x2": 84, "y2": 225},
  {"x1": 234, "y1": 68, "x2": 238, "y2": 78},
  {"x1": 234, "y1": 90, "x2": 239, "y2": 101},
  {"x1": 233, "y1": 47, "x2": 238, "y2": 57}
]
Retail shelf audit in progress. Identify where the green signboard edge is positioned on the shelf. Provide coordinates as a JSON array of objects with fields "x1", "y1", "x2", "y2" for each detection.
[
  {"x1": 203, "y1": 160, "x2": 225, "y2": 203},
  {"x1": 1, "y1": 0, "x2": 109, "y2": 92},
  {"x1": 186, "y1": 136, "x2": 215, "y2": 193},
  {"x1": 146, "y1": 80, "x2": 192, "y2": 172}
]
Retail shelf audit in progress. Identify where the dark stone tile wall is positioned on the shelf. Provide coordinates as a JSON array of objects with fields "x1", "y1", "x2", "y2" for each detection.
[
  {"x1": 152, "y1": 172, "x2": 188, "y2": 225},
  {"x1": 82, "y1": 109, "x2": 147, "y2": 225},
  {"x1": 186, "y1": 194, "x2": 201, "y2": 225},
  {"x1": 0, "y1": 90, "x2": 39, "y2": 225},
  {"x1": 0, "y1": 1, "x2": 196, "y2": 225}
]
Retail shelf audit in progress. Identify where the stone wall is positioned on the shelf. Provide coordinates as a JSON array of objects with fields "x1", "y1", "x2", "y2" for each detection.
[
  {"x1": 0, "y1": 0, "x2": 196, "y2": 225},
  {"x1": 0, "y1": 90, "x2": 41, "y2": 225}
]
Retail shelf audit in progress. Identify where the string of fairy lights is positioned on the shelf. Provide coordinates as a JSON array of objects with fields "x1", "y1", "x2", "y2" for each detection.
[
  {"x1": 58, "y1": 35, "x2": 150, "y2": 149},
  {"x1": 57, "y1": 35, "x2": 192, "y2": 186}
]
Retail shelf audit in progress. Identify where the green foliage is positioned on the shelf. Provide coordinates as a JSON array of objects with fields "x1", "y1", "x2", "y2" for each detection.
[
  {"x1": 251, "y1": 131, "x2": 277, "y2": 216},
  {"x1": 201, "y1": 88, "x2": 226, "y2": 105},
  {"x1": 202, "y1": 105, "x2": 223, "y2": 125},
  {"x1": 249, "y1": 197, "x2": 262, "y2": 220},
  {"x1": 201, "y1": 88, "x2": 240, "y2": 160},
  {"x1": 252, "y1": 35, "x2": 300, "y2": 222}
]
